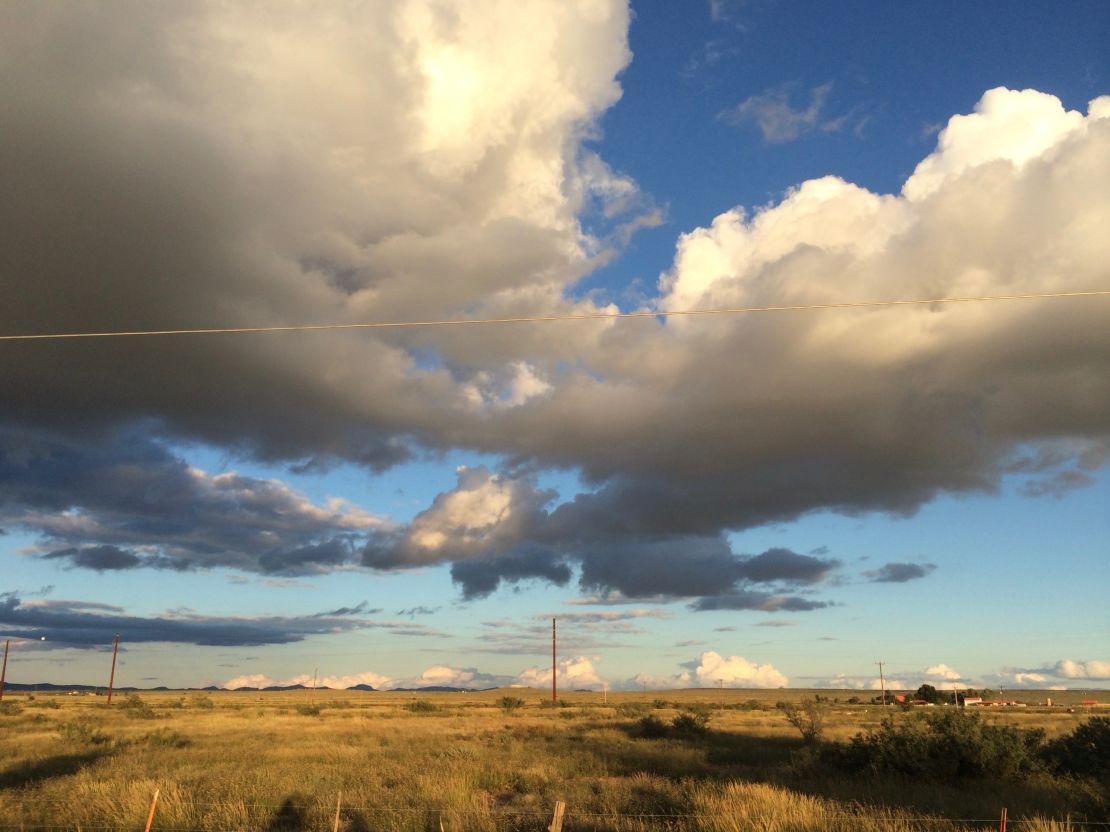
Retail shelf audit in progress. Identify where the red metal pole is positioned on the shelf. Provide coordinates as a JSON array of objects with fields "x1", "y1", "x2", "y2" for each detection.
[
  {"x1": 106, "y1": 633, "x2": 120, "y2": 705},
  {"x1": 0, "y1": 639, "x2": 9, "y2": 701},
  {"x1": 551, "y1": 617, "x2": 557, "y2": 704}
]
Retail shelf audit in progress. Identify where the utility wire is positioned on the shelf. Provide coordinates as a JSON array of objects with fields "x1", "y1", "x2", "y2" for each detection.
[{"x1": 1, "y1": 289, "x2": 1107, "y2": 342}]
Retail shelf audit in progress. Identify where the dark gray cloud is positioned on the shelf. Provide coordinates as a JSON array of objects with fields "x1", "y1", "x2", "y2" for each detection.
[
  {"x1": 312, "y1": 602, "x2": 382, "y2": 617},
  {"x1": 863, "y1": 562, "x2": 938, "y2": 583},
  {"x1": 736, "y1": 548, "x2": 839, "y2": 584},
  {"x1": 42, "y1": 545, "x2": 143, "y2": 571},
  {"x1": 692, "y1": 591, "x2": 830, "y2": 612},
  {"x1": 0, "y1": 592, "x2": 393, "y2": 648},
  {"x1": 450, "y1": 549, "x2": 572, "y2": 600},
  {"x1": 396, "y1": 606, "x2": 440, "y2": 617},
  {"x1": 1, "y1": 428, "x2": 383, "y2": 576}
]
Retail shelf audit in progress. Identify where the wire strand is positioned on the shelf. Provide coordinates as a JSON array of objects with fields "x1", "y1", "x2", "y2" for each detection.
[{"x1": 1, "y1": 289, "x2": 1106, "y2": 342}]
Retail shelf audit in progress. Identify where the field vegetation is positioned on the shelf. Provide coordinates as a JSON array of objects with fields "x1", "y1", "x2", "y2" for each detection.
[{"x1": 0, "y1": 687, "x2": 1106, "y2": 830}]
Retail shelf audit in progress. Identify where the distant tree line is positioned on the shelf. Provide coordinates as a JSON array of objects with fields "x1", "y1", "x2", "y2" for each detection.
[{"x1": 912, "y1": 684, "x2": 998, "y2": 705}]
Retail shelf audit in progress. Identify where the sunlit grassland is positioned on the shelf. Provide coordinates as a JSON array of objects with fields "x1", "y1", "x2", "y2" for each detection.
[{"x1": 0, "y1": 688, "x2": 1103, "y2": 830}]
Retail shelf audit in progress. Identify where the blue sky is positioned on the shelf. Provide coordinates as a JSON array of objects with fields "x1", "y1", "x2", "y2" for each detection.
[{"x1": 1, "y1": 0, "x2": 1107, "y2": 693}]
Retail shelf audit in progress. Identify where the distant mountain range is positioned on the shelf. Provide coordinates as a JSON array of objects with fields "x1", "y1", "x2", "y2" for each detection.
[{"x1": 0, "y1": 681, "x2": 495, "y2": 693}]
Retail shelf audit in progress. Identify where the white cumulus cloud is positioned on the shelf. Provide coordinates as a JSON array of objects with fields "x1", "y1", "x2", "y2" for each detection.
[
  {"x1": 1053, "y1": 659, "x2": 1110, "y2": 680},
  {"x1": 693, "y1": 651, "x2": 788, "y2": 688},
  {"x1": 516, "y1": 655, "x2": 605, "y2": 690}
]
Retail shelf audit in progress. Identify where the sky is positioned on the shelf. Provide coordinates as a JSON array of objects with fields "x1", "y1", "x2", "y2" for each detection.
[{"x1": 1, "y1": 0, "x2": 1108, "y2": 694}]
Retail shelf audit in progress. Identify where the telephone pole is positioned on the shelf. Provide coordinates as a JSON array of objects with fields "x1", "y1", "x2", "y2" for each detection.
[
  {"x1": 876, "y1": 661, "x2": 887, "y2": 706},
  {"x1": 0, "y1": 639, "x2": 9, "y2": 701},
  {"x1": 551, "y1": 617, "x2": 557, "y2": 704},
  {"x1": 107, "y1": 633, "x2": 120, "y2": 705}
]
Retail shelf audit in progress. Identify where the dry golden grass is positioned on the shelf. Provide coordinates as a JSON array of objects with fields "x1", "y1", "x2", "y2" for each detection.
[{"x1": 0, "y1": 689, "x2": 1100, "y2": 830}]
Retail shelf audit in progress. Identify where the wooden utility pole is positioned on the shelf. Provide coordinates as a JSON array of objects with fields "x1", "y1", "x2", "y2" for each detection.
[
  {"x1": 551, "y1": 617, "x2": 557, "y2": 704},
  {"x1": 0, "y1": 639, "x2": 9, "y2": 701},
  {"x1": 107, "y1": 633, "x2": 120, "y2": 705},
  {"x1": 876, "y1": 661, "x2": 887, "y2": 706}
]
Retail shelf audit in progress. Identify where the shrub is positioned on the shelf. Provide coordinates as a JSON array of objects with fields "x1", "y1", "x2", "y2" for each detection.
[
  {"x1": 405, "y1": 699, "x2": 439, "y2": 714},
  {"x1": 143, "y1": 728, "x2": 190, "y2": 748},
  {"x1": 0, "y1": 701, "x2": 23, "y2": 716},
  {"x1": 671, "y1": 711, "x2": 710, "y2": 737},
  {"x1": 120, "y1": 694, "x2": 156, "y2": 719},
  {"x1": 831, "y1": 710, "x2": 1045, "y2": 782},
  {"x1": 189, "y1": 693, "x2": 215, "y2": 709},
  {"x1": 1044, "y1": 717, "x2": 1110, "y2": 780},
  {"x1": 637, "y1": 715, "x2": 668, "y2": 738},
  {"x1": 781, "y1": 698, "x2": 826, "y2": 744},
  {"x1": 497, "y1": 696, "x2": 525, "y2": 713},
  {"x1": 294, "y1": 703, "x2": 321, "y2": 716},
  {"x1": 58, "y1": 721, "x2": 111, "y2": 746},
  {"x1": 617, "y1": 702, "x2": 651, "y2": 717}
]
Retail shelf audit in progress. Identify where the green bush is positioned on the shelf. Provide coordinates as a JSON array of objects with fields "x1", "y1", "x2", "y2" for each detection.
[
  {"x1": 1044, "y1": 717, "x2": 1110, "y2": 780},
  {"x1": 671, "y1": 711, "x2": 710, "y2": 737},
  {"x1": 120, "y1": 694, "x2": 156, "y2": 719},
  {"x1": 781, "y1": 698, "x2": 825, "y2": 744},
  {"x1": 58, "y1": 721, "x2": 111, "y2": 746},
  {"x1": 830, "y1": 710, "x2": 1045, "y2": 782},
  {"x1": 405, "y1": 699, "x2": 440, "y2": 714},
  {"x1": 0, "y1": 701, "x2": 23, "y2": 716},
  {"x1": 636, "y1": 715, "x2": 668, "y2": 738},
  {"x1": 294, "y1": 703, "x2": 321, "y2": 716},
  {"x1": 497, "y1": 696, "x2": 525, "y2": 713}
]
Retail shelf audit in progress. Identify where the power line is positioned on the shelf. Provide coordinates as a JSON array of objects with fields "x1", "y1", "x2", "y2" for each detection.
[{"x1": 0, "y1": 289, "x2": 1107, "y2": 342}]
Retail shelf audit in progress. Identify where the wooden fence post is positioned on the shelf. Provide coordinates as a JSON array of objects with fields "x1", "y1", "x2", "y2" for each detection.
[
  {"x1": 548, "y1": 800, "x2": 566, "y2": 832},
  {"x1": 333, "y1": 791, "x2": 342, "y2": 832},
  {"x1": 143, "y1": 788, "x2": 160, "y2": 832},
  {"x1": 999, "y1": 806, "x2": 1007, "y2": 832}
]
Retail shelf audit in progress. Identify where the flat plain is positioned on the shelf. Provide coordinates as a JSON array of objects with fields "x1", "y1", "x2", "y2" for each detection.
[{"x1": 0, "y1": 687, "x2": 1105, "y2": 830}]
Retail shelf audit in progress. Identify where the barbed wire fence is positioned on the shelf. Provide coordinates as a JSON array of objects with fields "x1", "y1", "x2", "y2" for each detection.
[{"x1": 4, "y1": 793, "x2": 1110, "y2": 832}]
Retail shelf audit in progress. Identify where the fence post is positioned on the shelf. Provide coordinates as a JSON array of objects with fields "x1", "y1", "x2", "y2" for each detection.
[
  {"x1": 999, "y1": 806, "x2": 1007, "y2": 832},
  {"x1": 333, "y1": 791, "x2": 342, "y2": 832},
  {"x1": 143, "y1": 788, "x2": 160, "y2": 832},
  {"x1": 548, "y1": 800, "x2": 566, "y2": 832}
]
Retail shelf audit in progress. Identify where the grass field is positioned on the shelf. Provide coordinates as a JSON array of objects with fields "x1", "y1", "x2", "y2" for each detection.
[{"x1": 0, "y1": 687, "x2": 1105, "y2": 830}]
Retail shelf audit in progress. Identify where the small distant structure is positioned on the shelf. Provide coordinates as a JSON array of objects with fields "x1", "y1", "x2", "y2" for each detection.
[{"x1": 962, "y1": 697, "x2": 1026, "y2": 708}]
